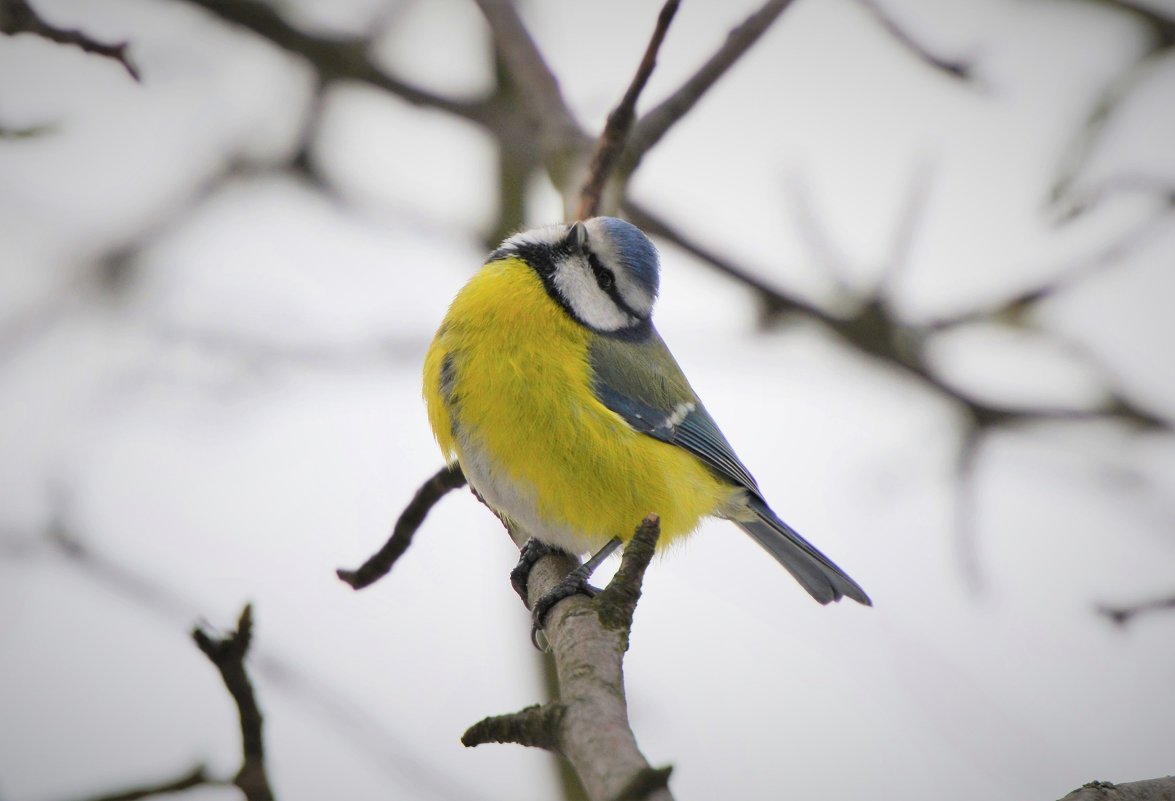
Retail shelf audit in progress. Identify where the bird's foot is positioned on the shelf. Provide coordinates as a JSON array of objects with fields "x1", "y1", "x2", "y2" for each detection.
[
  {"x1": 530, "y1": 537, "x2": 622, "y2": 649},
  {"x1": 510, "y1": 538, "x2": 559, "y2": 603}
]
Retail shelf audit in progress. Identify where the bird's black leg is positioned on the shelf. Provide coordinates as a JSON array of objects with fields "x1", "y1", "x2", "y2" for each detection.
[
  {"x1": 531, "y1": 536, "x2": 623, "y2": 636},
  {"x1": 510, "y1": 538, "x2": 559, "y2": 603}
]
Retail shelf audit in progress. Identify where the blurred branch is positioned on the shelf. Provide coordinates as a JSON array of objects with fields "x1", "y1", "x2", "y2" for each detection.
[
  {"x1": 338, "y1": 463, "x2": 467, "y2": 589},
  {"x1": 954, "y1": 426, "x2": 986, "y2": 594},
  {"x1": 192, "y1": 605, "x2": 275, "y2": 801},
  {"x1": 179, "y1": 0, "x2": 487, "y2": 120},
  {"x1": 622, "y1": 199, "x2": 819, "y2": 317},
  {"x1": 0, "y1": 503, "x2": 487, "y2": 801},
  {"x1": 474, "y1": 0, "x2": 577, "y2": 133},
  {"x1": 463, "y1": 516, "x2": 675, "y2": 801},
  {"x1": 620, "y1": 0, "x2": 796, "y2": 177},
  {"x1": 0, "y1": 0, "x2": 139, "y2": 79},
  {"x1": 1098, "y1": 593, "x2": 1175, "y2": 626},
  {"x1": 1050, "y1": 52, "x2": 1174, "y2": 213},
  {"x1": 853, "y1": 0, "x2": 975, "y2": 81},
  {"x1": 928, "y1": 199, "x2": 1174, "y2": 332},
  {"x1": 59, "y1": 765, "x2": 217, "y2": 801},
  {"x1": 1081, "y1": 0, "x2": 1175, "y2": 45},
  {"x1": 576, "y1": 0, "x2": 680, "y2": 219}
]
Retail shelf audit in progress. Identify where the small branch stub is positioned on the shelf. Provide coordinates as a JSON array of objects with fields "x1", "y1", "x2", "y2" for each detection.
[
  {"x1": 461, "y1": 702, "x2": 566, "y2": 751},
  {"x1": 192, "y1": 604, "x2": 274, "y2": 801}
]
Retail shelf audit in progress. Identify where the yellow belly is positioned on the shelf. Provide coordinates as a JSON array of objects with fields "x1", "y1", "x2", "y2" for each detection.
[{"x1": 423, "y1": 257, "x2": 737, "y2": 552}]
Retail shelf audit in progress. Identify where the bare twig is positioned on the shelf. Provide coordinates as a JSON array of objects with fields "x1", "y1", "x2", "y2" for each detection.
[
  {"x1": 576, "y1": 0, "x2": 680, "y2": 219},
  {"x1": 1098, "y1": 594, "x2": 1175, "y2": 627},
  {"x1": 192, "y1": 605, "x2": 274, "y2": 801},
  {"x1": 0, "y1": 0, "x2": 139, "y2": 79},
  {"x1": 464, "y1": 516, "x2": 674, "y2": 801},
  {"x1": 853, "y1": 0, "x2": 975, "y2": 82},
  {"x1": 60, "y1": 764, "x2": 217, "y2": 801},
  {"x1": 337, "y1": 464, "x2": 467, "y2": 589},
  {"x1": 621, "y1": 0, "x2": 796, "y2": 176}
]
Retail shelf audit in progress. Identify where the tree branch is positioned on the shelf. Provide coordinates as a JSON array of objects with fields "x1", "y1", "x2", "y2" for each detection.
[
  {"x1": 474, "y1": 0, "x2": 583, "y2": 144},
  {"x1": 177, "y1": 0, "x2": 487, "y2": 121},
  {"x1": 1058, "y1": 776, "x2": 1175, "y2": 801},
  {"x1": 463, "y1": 516, "x2": 674, "y2": 801},
  {"x1": 576, "y1": 0, "x2": 680, "y2": 220},
  {"x1": 1098, "y1": 594, "x2": 1175, "y2": 627},
  {"x1": 337, "y1": 464, "x2": 467, "y2": 589},
  {"x1": 853, "y1": 0, "x2": 975, "y2": 82},
  {"x1": 59, "y1": 765, "x2": 216, "y2": 801},
  {"x1": 622, "y1": 198, "x2": 819, "y2": 318},
  {"x1": 0, "y1": 0, "x2": 139, "y2": 80},
  {"x1": 192, "y1": 605, "x2": 275, "y2": 801},
  {"x1": 621, "y1": 0, "x2": 796, "y2": 177}
]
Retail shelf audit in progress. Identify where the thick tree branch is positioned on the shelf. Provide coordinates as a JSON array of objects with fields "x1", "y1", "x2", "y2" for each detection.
[
  {"x1": 192, "y1": 605, "x2": 274, "y2": 801},
  {"x1": 1058, "y1": 776, "x2": 1175, "y2": 800},
  {"x1": 338, "y1": 464, "x2": 467, "y2": 589},
  {"x1": 474, "y1": 0, "x2": 585, "y2": 148},
  {"x1": 0, "y1": 0, "x2": 139, "y2": 79},
  {"x1": 576, "y1": 0, "x2": 680, "y2": 220},
  {"x1": 464, "y1": 516, "x2": 674, "y2": 801}
]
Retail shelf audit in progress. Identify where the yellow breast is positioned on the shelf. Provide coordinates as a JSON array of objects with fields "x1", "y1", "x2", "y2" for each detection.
[{"x1": 422, "y1": 257, "x2": 736, "y2": 552}]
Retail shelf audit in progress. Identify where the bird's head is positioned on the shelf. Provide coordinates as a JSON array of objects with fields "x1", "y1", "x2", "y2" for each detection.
[{"x1": 491, "y1": 216, "x2": 660, "y2": 336}]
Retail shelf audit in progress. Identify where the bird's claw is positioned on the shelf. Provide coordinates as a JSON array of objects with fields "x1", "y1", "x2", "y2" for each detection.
[
  {"x1": 510, "y1": 538, "x2": 555, "y2": 603},
  {"x1": 529, "y1": 568, "x2": 602, "y2": 649}
]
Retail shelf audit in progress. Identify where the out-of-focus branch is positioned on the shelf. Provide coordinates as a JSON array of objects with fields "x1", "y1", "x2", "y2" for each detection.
[
  {"x1": 1081, "y1": 0, "x2": 1175, "y2": 46},
  {"x1": 853, "y1": 0, "x2": 975, "y2": 81},
  {"x1": 463, "y1": 516, "x2": 674, "y2": 801},
  {"x1": 622, "y1": 199, "x2": 819, "y2": 318},
  {"x1": 2, "y1": 509, "x2": 490, "y2": 801},
  {"x1": 338, "y1": 464, "x2": 467, "y2": 589},
  {"x1": 1098, "y1": 594, "x2": 1175, "y2": 626},
  {"x1": 621, "y1": 0, "x2": 796, "y2": 177},
  {"x1": 577, "y1": 0, "x2": 680, "y2": 219},
  {"x1": 0, "y1": 0, "x2": 139, "y2": 79},
  {"x1": 192, "y1": 605, "x2": 274, "y2": 801},
  {"x1": 474, "y1": 0, "x2": 574, "y2": 129},
  {"x1": 179, "y1": 0, "x2": 487, "y2": 121},
  {"x1": 58, "y1": 764, "x2": 217, "y2": 801}
]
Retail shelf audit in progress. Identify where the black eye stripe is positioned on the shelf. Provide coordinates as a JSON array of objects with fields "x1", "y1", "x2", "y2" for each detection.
[
  {"x1": 587, "y1": 253, "x2": 614, "y2": 288},
  {"x1": 587, "y1": 252, "x2": 641, "y2": 318}
]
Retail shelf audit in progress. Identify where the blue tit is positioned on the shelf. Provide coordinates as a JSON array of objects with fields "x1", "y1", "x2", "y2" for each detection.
[{"x1": 423, "y1": 217, "x2": 870, "y2": 607}]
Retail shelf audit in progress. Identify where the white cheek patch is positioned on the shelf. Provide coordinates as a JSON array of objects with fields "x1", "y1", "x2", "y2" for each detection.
[{"x1": 552, "y1": 257, "x2": 636, "y2": 332}]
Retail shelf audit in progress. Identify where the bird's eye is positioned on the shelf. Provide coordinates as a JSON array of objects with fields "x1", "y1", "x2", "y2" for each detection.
[{"x1": 597, "y1": 269, "x2": 615, "y2": 291}]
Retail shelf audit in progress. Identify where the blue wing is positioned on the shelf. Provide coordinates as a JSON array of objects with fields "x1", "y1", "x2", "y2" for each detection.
[
  {"x1": 588, "y1": 328, "x2": 871, "y2": 606},
  {"x1": 587, "y1": 327, "x2": 762, "y2": 496}
]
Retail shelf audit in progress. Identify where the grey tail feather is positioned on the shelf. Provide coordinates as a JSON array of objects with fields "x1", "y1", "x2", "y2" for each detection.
[{"x1": 735, "y1": 497, "x2": 872, "y2": 606}]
